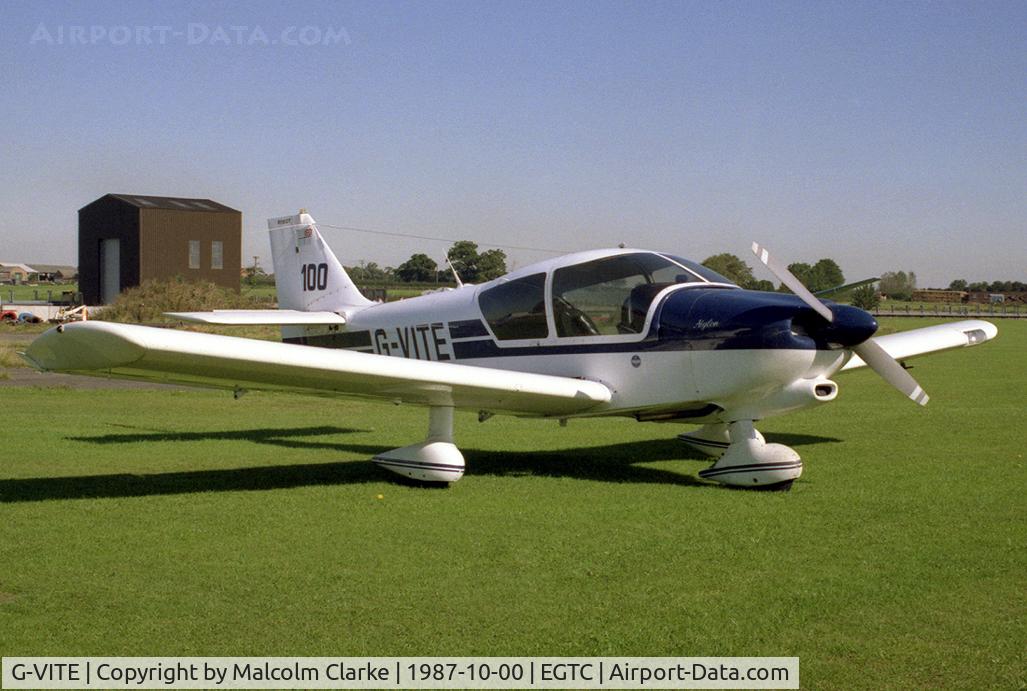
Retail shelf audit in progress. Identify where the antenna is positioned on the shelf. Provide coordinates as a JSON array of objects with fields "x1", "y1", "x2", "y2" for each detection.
[{"x1": 445, "y1": 255, "x2": 464, "y2": 288}]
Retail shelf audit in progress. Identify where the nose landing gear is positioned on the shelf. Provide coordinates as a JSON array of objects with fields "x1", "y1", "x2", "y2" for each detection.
[{"x1": 680, "y1": 420, "x2": 802, "y2": 490}]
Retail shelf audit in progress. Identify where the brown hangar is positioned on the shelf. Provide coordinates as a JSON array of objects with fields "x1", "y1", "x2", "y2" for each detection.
[{"x1": 79, "y1": 193, "x2": 241, "y2": 304}]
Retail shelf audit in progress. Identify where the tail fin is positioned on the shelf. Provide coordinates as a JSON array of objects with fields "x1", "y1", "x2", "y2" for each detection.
[{"x1": 269, "y1": 212, "x2": 373, "y2": 313}]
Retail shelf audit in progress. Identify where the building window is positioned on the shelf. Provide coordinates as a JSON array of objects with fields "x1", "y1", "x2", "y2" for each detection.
[
  {"x1": 188, "y1": 240, "x2": 200, "y2": 269},
  {"x1": 211, "y1": 241, "x2": 223, "y2": 270}
]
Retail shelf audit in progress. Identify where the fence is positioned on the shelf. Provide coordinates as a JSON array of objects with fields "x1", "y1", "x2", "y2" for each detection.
[
  {"x1": 2, "y1": 289, "x2": 81, "y2": 305},
  {"x1": 873, "y1": 303, "x2": 1024, "y2": 319}
]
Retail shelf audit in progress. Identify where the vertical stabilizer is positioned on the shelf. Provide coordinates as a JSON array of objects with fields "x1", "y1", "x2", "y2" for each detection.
[{"x1": 268, "y1": 212, "x2": 373, "y2": 313}]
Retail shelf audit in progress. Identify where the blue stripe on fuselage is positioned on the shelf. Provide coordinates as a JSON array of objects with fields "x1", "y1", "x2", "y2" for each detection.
[
  {"x1": 448, "y1": 319, "x2": 490, "y2": 339},
  {"x1": 451, "y1": 289, "x2": 821, "y2": 359},
  {"x1": 286, "y1": 289, "x2": 846, "y2": 360}
]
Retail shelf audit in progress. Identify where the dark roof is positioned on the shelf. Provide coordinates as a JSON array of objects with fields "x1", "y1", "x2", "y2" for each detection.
[{"x1": 86, "y1": 194, "x2": 239, "y2": 213}]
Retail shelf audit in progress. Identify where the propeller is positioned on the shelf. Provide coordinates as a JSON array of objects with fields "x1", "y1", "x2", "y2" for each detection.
[{"x1": 751, "y1": 242, "x2": 929, "y2": 406}]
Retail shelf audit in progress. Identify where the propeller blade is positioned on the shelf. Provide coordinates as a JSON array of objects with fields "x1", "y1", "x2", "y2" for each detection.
[
  {"x1": 751, "y1": 242, "x2": 834, "y2": 322},
  {"x1": 853, "y1": 338, "x2": 930, "y2": 406},
  {"x1": 750, "y1": 241, "x2": 929, "y2": 405}
]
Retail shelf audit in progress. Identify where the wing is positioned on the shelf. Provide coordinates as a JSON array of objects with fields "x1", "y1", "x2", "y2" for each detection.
[
  {"x1": 813, "y1": 277, "x2": 879, "y2": 298},
  {"x1": 23, "y1": 322, "x2": 611, "y2": 416},
  {"x1": 841, "y1": 319, "x2": 997, "y2": 371},
  {"x1": 166, "y1": 310, "x2": 346, "y2": 325}
]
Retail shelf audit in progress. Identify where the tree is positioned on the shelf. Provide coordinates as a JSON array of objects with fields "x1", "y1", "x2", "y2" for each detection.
[
  {"x1": 879, "y1": 271, "x2": 917, "y2": 301},
  {"x1": 395, "y1": 253, "x2": 438, "y2": 283},
  {"x1": 346, "y1": 261, "x2": 388, "y2": 283},
  {"x1": 477, "y1": 248, "x2": 508, "y2": 281},
  {"x1": 967, "y1": 281, "x2": 989, "y2": 292},
  {"x1": 750, "y1": 279, "x2": 776, "y2": 292},
  {"x1": 782, "y1": 259, "x2": 844, "y2": 293},
  {"x1": 242, "y1": 266, "x2": 273, "y2": 287},
  {"x1": 785, "y1": 262, "x2": 813, "y2": 291},
  {"x1": 850, "y1": 284, "x2": 880, "y2": 311},
  {"x1": 810, "y1": 258, "x2": 844, "y2": 292},
  {"x1": 948, "y1": 279, "x2": 968, "y2": 291},
  {"x1": 702, "y1": 253, "x2": 756, "y2": 288},
  {"x1": 447, "y1": 241, "x2": 480, "y2": 282},
  {"x1": 443, "y1": 241, "x2": 508, "y2": 283}
]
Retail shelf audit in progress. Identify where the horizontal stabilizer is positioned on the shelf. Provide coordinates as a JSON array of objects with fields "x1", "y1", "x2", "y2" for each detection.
[
  {"x1": 814, "y1": 277, "x2": 879, "y2": 299},
  {"x1": 165, "y1": 310, "x2": 346, "y2": 325},
  {"x1": 842, "y1": 319, "x2": 998, "y2": 371}
]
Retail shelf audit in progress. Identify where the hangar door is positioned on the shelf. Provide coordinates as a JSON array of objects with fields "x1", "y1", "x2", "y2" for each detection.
[{"x1": 100, "y1": 238, "x2": 120, "y2": 304}]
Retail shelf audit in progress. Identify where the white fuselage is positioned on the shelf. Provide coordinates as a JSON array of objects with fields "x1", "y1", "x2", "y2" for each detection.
[{"x1": 282, "y1": 277, "x2": 849, "y2": 423}]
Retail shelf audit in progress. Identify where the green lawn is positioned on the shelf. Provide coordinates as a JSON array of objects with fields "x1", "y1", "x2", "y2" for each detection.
[
  {"x1": 0, "y1": 283, "x2": 78, "y2": 303},
  {"x1": 0, "y1": 319, "x2": 1023, "y2": 689}
]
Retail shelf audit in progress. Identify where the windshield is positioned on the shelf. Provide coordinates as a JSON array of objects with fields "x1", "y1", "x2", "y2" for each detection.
[
  {"x1": 660, "y1": 254, "x2": 735, "y2": 285},
  {"x1": 551, "y1": 252, "x2": 704, "y2": 336}
]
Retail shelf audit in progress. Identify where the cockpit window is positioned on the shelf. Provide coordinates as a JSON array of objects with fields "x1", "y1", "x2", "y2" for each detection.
[
  {"x1": 552, "y1": 253, "x2": 702, "y2": 337},
  {"x1": 660, "y1": 254, "x2": 735, "y2": 285},
  {"x1": 478, "y1": 273, "x2": 548, "y2": 340}
]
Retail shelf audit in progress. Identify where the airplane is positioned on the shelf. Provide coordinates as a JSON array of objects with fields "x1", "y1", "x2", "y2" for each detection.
[{"x1": 23, "y1": 212, "x2": 998, "y2": 490}]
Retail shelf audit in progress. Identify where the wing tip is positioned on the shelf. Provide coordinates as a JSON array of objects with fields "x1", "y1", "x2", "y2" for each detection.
[{"x1": 17, "y1": 351, "x2": 42, "y2": 370}]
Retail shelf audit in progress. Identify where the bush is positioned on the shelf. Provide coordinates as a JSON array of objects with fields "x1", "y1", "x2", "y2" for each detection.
[
  {"x1": 850, "y1": 284, "x2": 881, "y2": 311},
  {"x1": 96, "y1": 278, "x2": 262, "y2": 323}
]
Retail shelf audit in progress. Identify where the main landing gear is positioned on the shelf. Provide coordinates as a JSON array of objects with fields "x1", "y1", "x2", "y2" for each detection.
[
  {"x1": 372, "y1": 406, "x2": 465, "y2": 484},
  {"x1": 372, "y1": 409, "x2": 802, "y2": 490},
  {"x1": 679, "y1": 420, "x2": 802, "y2": 491}
]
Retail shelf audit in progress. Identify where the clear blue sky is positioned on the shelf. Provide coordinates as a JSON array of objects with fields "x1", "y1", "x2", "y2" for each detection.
[{"x1": 2, "y1": 1, "x2": 1024, "y2": 287}]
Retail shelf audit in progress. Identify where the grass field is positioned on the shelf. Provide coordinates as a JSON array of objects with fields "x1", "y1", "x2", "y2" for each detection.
[
  {"x1": 0, "y1": 318, "x2": 1023, "y2": 688},
  {"x1": 0, "y1": 284, "x2": 78, "y2": 303}
]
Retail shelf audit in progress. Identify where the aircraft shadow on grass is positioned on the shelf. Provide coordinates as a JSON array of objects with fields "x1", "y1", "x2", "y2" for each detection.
[{"x1": 0, "y1": 426, "x2": 840, "y2": 503}]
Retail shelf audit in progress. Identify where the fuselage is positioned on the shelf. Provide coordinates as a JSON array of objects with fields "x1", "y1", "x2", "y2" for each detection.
[{"x1": 282, "y1": 249, "x2": 878, "y2": 422}]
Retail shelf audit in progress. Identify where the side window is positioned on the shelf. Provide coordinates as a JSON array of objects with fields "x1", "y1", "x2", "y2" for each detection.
[{"x1": 478, "y1": 273, "x2": 548, "y2": 340}]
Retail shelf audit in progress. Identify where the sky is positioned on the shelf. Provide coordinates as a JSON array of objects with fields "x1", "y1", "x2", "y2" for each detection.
[{"x1": 1, "y1": 1, "x2": 1024, "y2": 288}]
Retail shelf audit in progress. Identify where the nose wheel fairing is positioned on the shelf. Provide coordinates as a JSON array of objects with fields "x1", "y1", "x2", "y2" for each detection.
[{"x1": 681, "y1": 420, "x2": 803, "y2": 490}]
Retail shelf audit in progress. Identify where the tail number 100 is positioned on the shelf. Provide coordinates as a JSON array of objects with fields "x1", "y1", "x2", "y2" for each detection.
[{"x1": 301, "y1": 263, "x2": 328, "y2": 291}]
